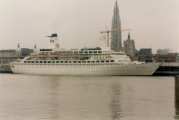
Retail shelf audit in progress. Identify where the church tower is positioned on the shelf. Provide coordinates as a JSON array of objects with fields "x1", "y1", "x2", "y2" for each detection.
[
  {"x1": 110, "y1": 0, "x2": 122, "y2": 51},
  {"x1": 123, "y1": 32, "x2": 136, "y2": 58},
  {"x1": 16, "y1": 43, "x2": 22, "y2": 57},
  {"x1": 33, "y1": 44, "x2": 37, "y2": 53}
]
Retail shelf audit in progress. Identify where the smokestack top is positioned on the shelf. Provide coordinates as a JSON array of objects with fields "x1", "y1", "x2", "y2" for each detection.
[{"x1": 47, "y1": 33, "x2": 57, "y2": 37}]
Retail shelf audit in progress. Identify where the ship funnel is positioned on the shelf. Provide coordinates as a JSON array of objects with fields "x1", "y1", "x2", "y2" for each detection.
[
  {"x1": 47, "y1": 33, "x2": 60, "y2": 49},
  {"x1": 47, "y1": 33, "x2": 57, "y2": 37}
]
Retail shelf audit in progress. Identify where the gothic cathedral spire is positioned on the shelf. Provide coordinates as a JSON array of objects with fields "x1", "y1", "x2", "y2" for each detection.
[
  {"x1": 111, "y1": 0, "x2": 122, "y2": 52},
  {"x1": 115, "y1": 0, "x2": 118, "y2": 6}
]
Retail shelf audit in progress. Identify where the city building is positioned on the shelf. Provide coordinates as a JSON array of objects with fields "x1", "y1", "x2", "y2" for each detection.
[
  {"x1": 110, "y1": 0, "x2": 122, "y2": 52},
  {"x1": 122, "y1": 32, "x2": 136, "y2": 58},
  {"x1": 137, "y1": 48, "x2": 154, "y2": 62},
  {"x1": 156, "y1": 48, "x2": 172, "y2": 55},
  {"x1": 176, "y1": 55, "x2": 179, "y2": 63},
  {"x1": 0, "y1": 43, "x2": 35, "y2": 72},
  {"x1": 155, "y1": 53, "x2": 179, "y2": 62}
]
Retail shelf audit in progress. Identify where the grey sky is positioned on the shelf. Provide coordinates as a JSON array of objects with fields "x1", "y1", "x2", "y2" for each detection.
[{"x1": 0, "y1": 0, "x2": 179, "y2": 53}]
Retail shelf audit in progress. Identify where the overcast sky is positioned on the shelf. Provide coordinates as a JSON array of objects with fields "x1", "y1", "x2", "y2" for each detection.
[{"x1": 0, "y1": 0, "x2": 179, "y2": 53}]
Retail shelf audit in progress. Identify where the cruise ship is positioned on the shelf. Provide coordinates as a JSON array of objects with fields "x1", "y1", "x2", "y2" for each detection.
[{"x1": 10, "y1": 33, "x2": 161, "y2": 75}]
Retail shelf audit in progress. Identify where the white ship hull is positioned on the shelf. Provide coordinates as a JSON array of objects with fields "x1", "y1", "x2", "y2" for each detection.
[{"x1": 11, "y1": 63, "x2": 160, "y2": 76}]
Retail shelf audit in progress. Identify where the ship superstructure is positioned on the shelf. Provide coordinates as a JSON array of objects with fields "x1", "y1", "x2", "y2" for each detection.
[{"x1": 10, "y1": 33, "x2": 160, "y2": 75}]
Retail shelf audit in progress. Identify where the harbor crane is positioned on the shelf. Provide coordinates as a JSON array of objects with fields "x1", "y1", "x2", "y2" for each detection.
[{"x1": 101, "y1": 26, "x2": 131, "y2": 47}]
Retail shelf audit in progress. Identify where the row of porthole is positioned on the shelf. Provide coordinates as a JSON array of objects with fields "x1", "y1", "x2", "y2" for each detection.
[
  {"x1": 23, "y1": 60, "x2": 115, "y2": 64},
  {"x1": 14, "y1": 63, "x2": 123, "y2": 66}
]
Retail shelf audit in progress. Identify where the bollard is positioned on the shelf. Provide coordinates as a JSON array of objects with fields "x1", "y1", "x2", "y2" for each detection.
[
  {"x1": 175, "y1": 76, "x2": 179, "y2": 102},
  {"x1": 175, "y1": 75, "x2": 179, "y2": 119}
]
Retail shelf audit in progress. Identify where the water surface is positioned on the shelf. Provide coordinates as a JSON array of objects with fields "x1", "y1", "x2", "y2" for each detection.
[{"x1": 0, "y1": 74, "x2": 177, "y2": 120}]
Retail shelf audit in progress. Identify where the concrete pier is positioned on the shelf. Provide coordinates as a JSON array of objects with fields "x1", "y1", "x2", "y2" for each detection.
[
  {"x1": 153, "y1": 62, "x2": 179, "y2": 76},
  {"x1": 175, "y1": 75, "x2": 179, "y2": 119}
]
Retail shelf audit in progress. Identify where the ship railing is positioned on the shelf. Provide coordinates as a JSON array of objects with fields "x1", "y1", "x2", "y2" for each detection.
[
  {"x1": 49, "y1": 54, "x2": 90, "y2": 57},
  {"x1": 37, "y1": 54, "x2": 48, "y2": 57},
  {"x1": 39, "y1": 53, "x2": 110, "y2": 58},
  {"x1": 51, "y1": 53, "x2": 110, "y2": 56},
  {"x1": 49, "y1": 54, "x2": 59, "y2": 57}
]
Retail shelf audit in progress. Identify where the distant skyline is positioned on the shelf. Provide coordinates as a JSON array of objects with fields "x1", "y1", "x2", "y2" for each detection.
[{"x1": 0, "y1": 0, "x2": 178, "y2": 54}]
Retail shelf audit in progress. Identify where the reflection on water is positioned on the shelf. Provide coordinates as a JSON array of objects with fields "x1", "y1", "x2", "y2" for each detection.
[
  {"x1": 0, "y1": 74, "x2": 176, "y2": 120},
  {"x1": 175, "y1": 76, "x2": 179, "y2": 119},
  {"x1": 110, "y1": 84, "x2": 121, "y2": 120},
  {"x1": 48, "y1": 77, "x2": 60, "y2": 119}
]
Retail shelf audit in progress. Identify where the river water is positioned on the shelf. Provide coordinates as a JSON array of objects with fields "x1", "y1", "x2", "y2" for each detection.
[{"x1": 0, "y1": 74, "x2": 178, "y2": 120}]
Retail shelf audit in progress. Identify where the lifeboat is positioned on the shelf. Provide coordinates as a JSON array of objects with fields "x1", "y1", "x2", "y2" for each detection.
[
  {"x1": 39, "y1": 53, "x2": 46, "y2": 55},
  {"x1": 49, "y1": 53, "x2": 58, "y2": 57},
  {"x1": 37, "y1": 53, "x2": 48, "y2": 57}
]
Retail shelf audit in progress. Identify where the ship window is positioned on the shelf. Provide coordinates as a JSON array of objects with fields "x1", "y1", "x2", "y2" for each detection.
[
  {"x1": 36, "y1": 61, "x2": 38, "y2": 63},
  {"x1": 89, "y1": 51, "x2": 92, "y2": 53},
  {"x1": 52, "y1": 61, "x2": 55, "y2": 63},
  {"x1": 31, "y1": 61, "x2": 34, "y2": 63},
  {"x1": 94, "y1": 51, "x2": 97, "y2": 53},
  {"x1": 65, "y1": 61, "x2": 68, "y2": 63},
  {"x1": 78, "y1": 61, "x2": 81, "y2": 63},
  {"x1": 74, "y1": 52, "x2": 78, "y2": 54},
  {"x1": 40, "y1": 61, "x2": 42, "y2": 63},
  {"x1": 68, "y1": 52, "x2": 72, "y2": 54},
  {"x1": 91, "y1": 61, "x2": 95, "y2": 63},
  {"x1": 69, "y1": 61, "x2": 71, "y2": 63},
  {"x1": 60, "y1": 61, "x2": 63, "y2": 63},
  {"x1": 48, "y1": 61, "x2": 51, "y2": 63},
  {"x1": 106, "y1": 61, "x2": 109, "y2": 62},
  {"x1": 96, "y1": 61, "x2": 99, "y2": 63},
  {"x1": 110, "y1": 60, "x2": 114, "y2": 62},
  {"x1": 73, "y1": 61, "x2": 77, "y2": 63},
  {"x1": 84, "y1": 51, "x2": 88, "y2": 54},
  {"x1": 24, "y1": 61, "x2": 26, "y2": 63},
  {"x1": 82, "y1": 61, "x2": 86, "y2": 63},
  {"x1": 101, "y1": 61, "x2": 104, "y2": 63},
  {"x1": 28, "y1": 61, "x2": 30, "y2": 63},
  {"x1": 44, "y1": 61, "x2": 47, "y2": 63},
  {"x1": 56, "y1": 61, "x2": 59, "y2": 63},
  {"x1": 79, "y1": 51, "x2": 83, "y2": 54},
  {"x1": 98, "y1": 51, "x2": 102, "y2": 53},
  {"x1": 87, "y1": 61, "x2": 90, "y2": 63}
]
